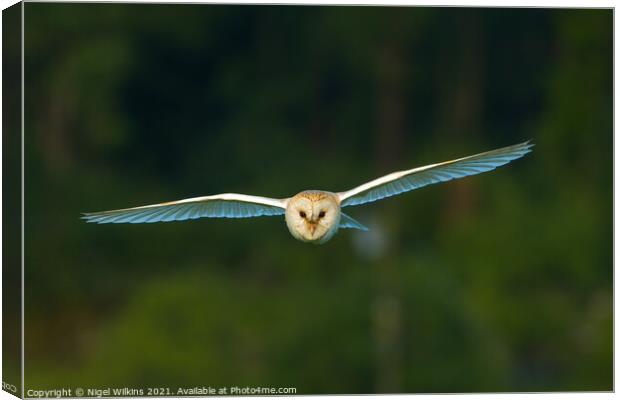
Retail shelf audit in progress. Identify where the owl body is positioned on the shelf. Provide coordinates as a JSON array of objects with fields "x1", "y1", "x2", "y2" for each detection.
[
  {"x1": 284, "y1": 190, "x2": 341, "y2": 244},
  {"x1": 82, "y1": 142, "x2": 533, "y2": 244}
]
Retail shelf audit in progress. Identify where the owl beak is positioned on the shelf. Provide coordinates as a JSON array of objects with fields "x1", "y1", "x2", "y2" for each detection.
[{"x1": 304, "y1": 219, "x2": 318, "y2": 235}]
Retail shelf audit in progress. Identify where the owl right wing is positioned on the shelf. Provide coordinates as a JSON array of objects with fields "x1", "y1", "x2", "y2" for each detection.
[
  {"x1": 82, "y1": 193, "x2": 287, "y2": 224},
  {"x1": 338, "y1": 141, "x2": 533, "y2": 207}
]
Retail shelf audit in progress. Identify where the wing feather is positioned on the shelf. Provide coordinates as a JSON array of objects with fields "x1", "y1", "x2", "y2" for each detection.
[
  {"x1": 339, "y1": 212, "x2": 369, "y2": 231},
  {"x1": 82, "y1": 193, "x2": 286, "y2": 224},
  {"x1": 339, "y1": 141, "x2": 533, "y2": 207}
]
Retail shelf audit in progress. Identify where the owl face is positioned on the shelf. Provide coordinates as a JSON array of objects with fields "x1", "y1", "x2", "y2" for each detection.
[{"x1": 285, "y1": 191, "x2": 341, "y2": 244}]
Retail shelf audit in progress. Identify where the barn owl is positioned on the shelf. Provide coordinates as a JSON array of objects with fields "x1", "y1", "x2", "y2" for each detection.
[{"x1": 83, "y1": 141, "x2": 533, "y2": 244}]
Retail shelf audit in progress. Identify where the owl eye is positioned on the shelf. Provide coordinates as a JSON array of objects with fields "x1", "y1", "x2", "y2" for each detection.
[
  {"x1": 299, "y1": 211, "x2": 307, "y2": 218},
  {"x1": 318, "y1": 211, "x2": 326, "y2": 218}
]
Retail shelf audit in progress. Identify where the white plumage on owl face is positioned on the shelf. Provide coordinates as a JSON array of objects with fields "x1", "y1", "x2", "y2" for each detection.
[
  {"x1": 82, "y1": 142, "x2": 533, "y2": 244},
  {"x1": 284, "y1": 191, "x2": 341, "y2": 244}
]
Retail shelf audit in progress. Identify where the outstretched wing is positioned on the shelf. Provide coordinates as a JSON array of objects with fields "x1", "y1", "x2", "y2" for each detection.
[
  {"x1": 339, "y1": 141, "x2": 533, "y2": 207},
  {"x1": 82, "y1": 193, "x2": 287, "y2": 224}
]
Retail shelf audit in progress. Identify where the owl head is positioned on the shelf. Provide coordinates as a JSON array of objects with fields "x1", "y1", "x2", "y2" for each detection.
[{"x1": 285, "y1": 191, "x2": 341, "y2": 244}]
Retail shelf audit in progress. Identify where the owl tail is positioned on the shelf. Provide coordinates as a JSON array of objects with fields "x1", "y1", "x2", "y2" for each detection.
[{"x1": 339, "y1": 212, "x2": 369, "y2": 231}]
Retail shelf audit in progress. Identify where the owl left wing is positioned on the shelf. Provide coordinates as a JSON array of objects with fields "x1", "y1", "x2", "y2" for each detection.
[
  {"x1": 338, "y1": 141, "x2": 533, "y2": 207},
  {"x1": 339, "y1": 212, "x2": 369, "y2": 231},
  {"x1": 82, "y1": 193, "x2": 286, "y2": 224}
]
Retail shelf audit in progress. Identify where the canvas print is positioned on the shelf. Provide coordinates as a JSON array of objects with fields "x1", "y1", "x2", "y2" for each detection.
[{"x1": 2, "y1": 3, "x2": 612, "y2": 397}]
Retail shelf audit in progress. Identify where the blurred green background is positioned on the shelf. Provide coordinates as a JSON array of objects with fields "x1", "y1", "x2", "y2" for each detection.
[{"x1": 19, "y1": 4, "x2": 611, "y2": 394}]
